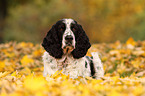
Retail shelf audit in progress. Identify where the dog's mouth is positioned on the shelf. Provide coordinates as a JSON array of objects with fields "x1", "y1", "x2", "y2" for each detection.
[
  {"x1": 62, "y1": 45, "x2": 74, "y2": 54},
  {"x1": 65, "y1": 41, "x2": 72, "y2": 46},
  {"x1": 62, "y1": 35, "x2": 75, "y2": 54}
]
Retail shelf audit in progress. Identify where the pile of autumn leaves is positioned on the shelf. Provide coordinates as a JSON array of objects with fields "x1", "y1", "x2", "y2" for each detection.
[{"x1": 0, "y1": 38, "x2": 145, "y2": 96}]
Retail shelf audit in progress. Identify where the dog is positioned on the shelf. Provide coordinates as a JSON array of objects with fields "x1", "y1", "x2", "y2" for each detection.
[{"x1": 42, "y1": 18, "x2": 104, "y2": 79}]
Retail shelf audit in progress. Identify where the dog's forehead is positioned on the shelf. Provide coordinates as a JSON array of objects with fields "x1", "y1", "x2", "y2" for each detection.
[{"x1": 62, "y1": 19, "x2": 75, "y2": 25}]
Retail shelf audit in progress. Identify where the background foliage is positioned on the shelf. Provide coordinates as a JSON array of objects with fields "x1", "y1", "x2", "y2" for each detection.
[{"x1": 1, "y1": 0, "x2": 145, "y2": 43}]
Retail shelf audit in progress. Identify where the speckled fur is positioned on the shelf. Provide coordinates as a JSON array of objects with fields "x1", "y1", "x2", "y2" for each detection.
[
  {"x1": 43, "y1": 51, "x2": 104, "y2": 79},
  {"x1": 42, "y1": 18, "x2": 104, "y2": 79}
]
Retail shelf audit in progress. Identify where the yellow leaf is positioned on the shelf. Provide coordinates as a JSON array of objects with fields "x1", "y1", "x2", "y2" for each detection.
[
  {"x1": 0, "y1": 92, "x2": 7, "y2": 96},
  {"x1": 0, "y1": 61, "x2": 5, "y2": 70},
  {"x1": 4, "y1": 51, "x2": 15, "y2": 58},
  {"x1": 33, "y1": 49, "x2": 43, "y2": 57},
  {"x1": 133, "y1": 86, "x2": 144, "y2": 95},
  {"x1": 21, "y1": 55, "x2": 34, "y2": 66},
  {"x1": 23, "y1": 76, "x2": 46, "y2": 92},
  {"x1": 11, "y1": 71, "x2": 22, "y2": 78},
  {"x1": 126, "y1": 37, "x2": 136, "y2": 46},
  {"x1": 0, "y1": 71, "x2": 11, "y2": 78},
  {"x1": 108, "y1": 90, "x2": 121, "y2": 96},
  {"x1": 51, "y1": 70, "x2": 63, "y2": 78},
  {"x1": 131, "y1": 59, "x2": 141, "y2": 68},
  {"x1": 109, "y1": 50, "x2": 119, "y2": 55},
  {"x1": 19, "y1": 42, "x2": 34, "y2": 47}
]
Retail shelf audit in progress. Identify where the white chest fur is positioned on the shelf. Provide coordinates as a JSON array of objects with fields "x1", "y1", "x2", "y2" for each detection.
[{"x1": 43, "y1": 52, "x2": 91, "y2": 78}]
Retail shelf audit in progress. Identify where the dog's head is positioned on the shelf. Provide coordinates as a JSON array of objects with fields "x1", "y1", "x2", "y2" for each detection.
[{"x1": 42, "y1": 18, "x2": 91, "y2": 59}]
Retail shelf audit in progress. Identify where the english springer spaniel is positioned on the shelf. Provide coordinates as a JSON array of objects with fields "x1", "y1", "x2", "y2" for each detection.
[{"x1": 42, "y1": 18, "x2": 104, "y2": 79}]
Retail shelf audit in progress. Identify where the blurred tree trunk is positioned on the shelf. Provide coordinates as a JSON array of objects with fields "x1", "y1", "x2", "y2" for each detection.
[{"x1": 0, "y1": 0, "x2": 8, "y2": 43}]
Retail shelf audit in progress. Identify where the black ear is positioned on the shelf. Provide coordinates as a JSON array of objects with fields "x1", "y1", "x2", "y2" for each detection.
[
  {"x1": 42, "y1": 25, "x2": 63, "y2": 58},
  {"x1": 72, "y1": 24, "x2": 91, "y2": 59}
]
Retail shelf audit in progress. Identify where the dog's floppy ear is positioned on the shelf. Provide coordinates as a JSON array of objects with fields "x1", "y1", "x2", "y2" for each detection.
[
  {"x1": 42, "y1": 25, "x2": 63, "y2": 58},
  {"x1": 72, "y1": 24, "x2": 91, "y2": 59}
]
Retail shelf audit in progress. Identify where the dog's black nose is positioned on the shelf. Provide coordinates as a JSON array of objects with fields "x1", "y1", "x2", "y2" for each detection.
[{"x1": 65, "y1": 35, "x2": 73, "y2": 41}]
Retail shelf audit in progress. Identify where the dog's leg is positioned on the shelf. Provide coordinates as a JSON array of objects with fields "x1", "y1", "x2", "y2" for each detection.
[
  {"x1": 43, "y1": 63, "x2": 55, "y2": 77},
  {"x1": 43, "y1": 52, "x2": 57, "y2": 77},
  {"x1": 91, "y1": 52, "x2": 104, "y2": 79}
]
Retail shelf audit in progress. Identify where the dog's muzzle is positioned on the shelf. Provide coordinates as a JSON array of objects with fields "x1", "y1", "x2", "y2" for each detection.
[
  {"x1": 63, "y1": 35, "x2": 74, "y2": 54},
  {"x1": 65, "y1": 35, "x2": 73, "y2": 46}
]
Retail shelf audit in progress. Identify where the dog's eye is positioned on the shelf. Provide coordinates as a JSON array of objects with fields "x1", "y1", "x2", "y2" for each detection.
[
  {"x1": 59, "y1": 25, "x2": 65, "y2": 31},
  {"x1": 71, "y1": 25, "x2": 76, "y2": 31}
]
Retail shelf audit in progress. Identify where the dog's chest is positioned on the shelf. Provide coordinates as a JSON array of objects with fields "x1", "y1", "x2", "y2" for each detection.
[
  {"x1": 57, "y1": 57, "x2": 77, "y2": 71},
  {"x1": 43, "y1": 52, "x2": 91, "y2": 78},
  {"x1": 56, "y1": 56, "x2": 91, "y2": 78}
]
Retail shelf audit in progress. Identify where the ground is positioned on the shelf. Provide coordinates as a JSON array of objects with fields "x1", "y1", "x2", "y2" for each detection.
[{"x1": 0, "y1": 37, "x2": 145, "y2": 96}]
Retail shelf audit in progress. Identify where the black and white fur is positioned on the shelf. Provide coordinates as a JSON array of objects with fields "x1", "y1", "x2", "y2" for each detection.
[{"x1": 42, "y1": 18, "x2": 104, "y2": 79}]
